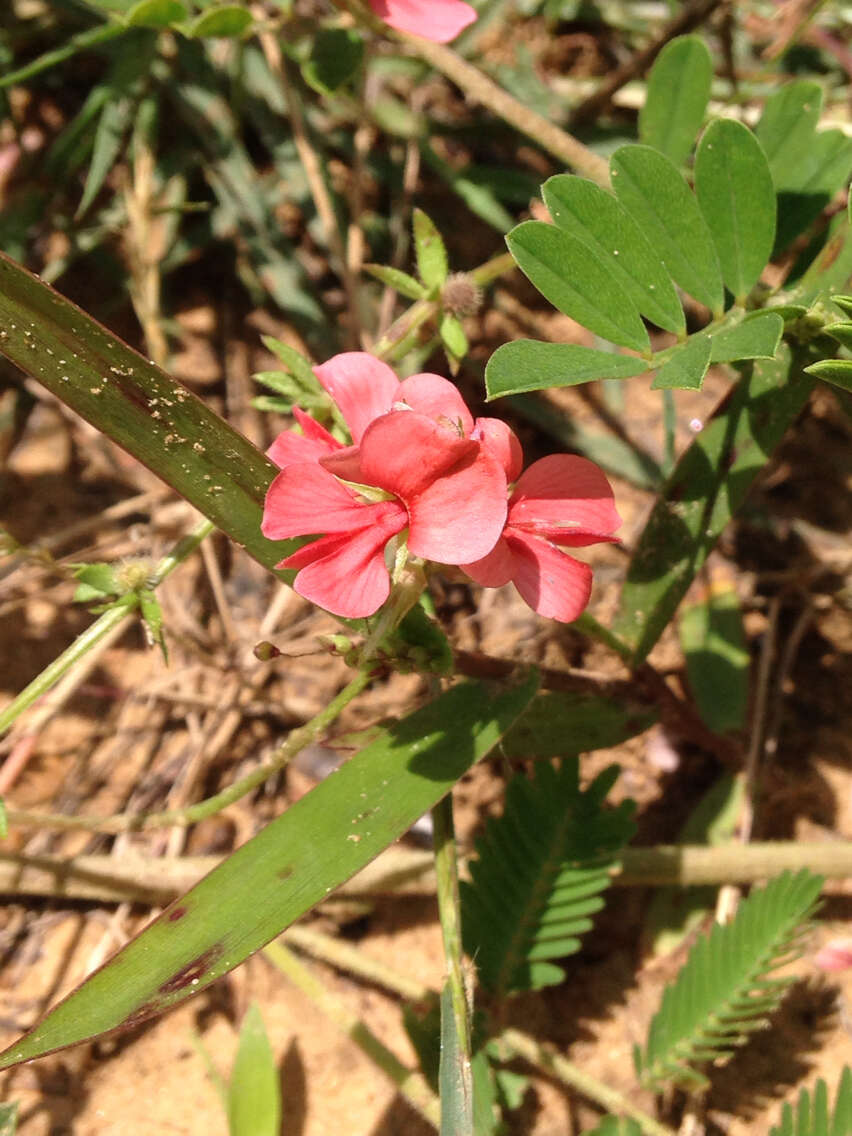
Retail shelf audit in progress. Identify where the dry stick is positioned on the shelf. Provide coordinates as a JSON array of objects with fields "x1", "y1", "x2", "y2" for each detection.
[
  {"x1": 4, "y1": 669, "x2": 371, "y2": 833},
  {"x1": 5, "y1": 843, "x2": 852, "y2": 905},
  {"x1": 255, "y1": 21, "x2": 362, "y2": 350},
  {"x1": 569, "y1": 0, "x2": 727, "y2": 126},
  {"x1": 263, "y1": 940, "x2": 441, "y2": 1130},
  {"x1": 334, "y1": 0, "x2": 608, "y2": 185}
]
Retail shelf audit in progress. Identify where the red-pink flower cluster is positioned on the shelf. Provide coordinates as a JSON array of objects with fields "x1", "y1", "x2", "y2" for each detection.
[
  {"x1": 261, "y1": 353, "x2": 620, "y2": 620},
  {"x1": 367, "y1": 0, "x2": 477, "y2": 43}
]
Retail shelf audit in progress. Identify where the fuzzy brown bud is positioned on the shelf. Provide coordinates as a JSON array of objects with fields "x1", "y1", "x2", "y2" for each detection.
[{"x1": 441, "y1": 273, "x2": 483, "y2": 318}]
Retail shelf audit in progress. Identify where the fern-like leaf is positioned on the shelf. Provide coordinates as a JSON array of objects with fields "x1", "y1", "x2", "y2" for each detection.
[
  {"x1": 636, "y1": 870, "x2": 823, "y2": 1089},
  {"x1": 770, "y1": 1068, "x2": 852, "y2": 1136},
  {"x1": 460, "y1": 759, "x2": 635, "y2": 997}
]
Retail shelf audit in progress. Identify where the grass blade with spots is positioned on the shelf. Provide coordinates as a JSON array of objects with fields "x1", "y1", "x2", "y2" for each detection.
[
  {"x1": 0, "y1": 250, "x2": 292, "y2": 574},
  {"x1": 614, "y1": 342, "x2": 816, "y2": 663},
  {"x1": 0, "y1": 674, "x2": 538, "y2": 1069}
]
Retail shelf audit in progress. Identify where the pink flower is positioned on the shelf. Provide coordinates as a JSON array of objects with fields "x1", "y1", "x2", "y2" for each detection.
[
  {"x1": 262, "y1": 406, "x2": 508, "y2": 619},
  {"x1": 267, "y1": 352, "x2": 521, "y2": 483},
  {"x1": 461, "y1": 455, "x2": 621, "y2": 623},
  {"x1": 367, "y1": 0, "x2": 477, "y2": 43}
]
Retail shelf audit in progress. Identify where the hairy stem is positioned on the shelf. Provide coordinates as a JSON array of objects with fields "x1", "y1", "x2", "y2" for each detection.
[{"x1": 4, "y1": 669, "x2": 371, "y2": 832}]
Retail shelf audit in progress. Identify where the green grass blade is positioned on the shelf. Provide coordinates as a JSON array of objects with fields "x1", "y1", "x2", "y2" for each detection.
[
  {"x1": 227, "y1": 1004, "x2": 281, "y2": 1136},
  {"x1": 440, "y1": 980, "x2": 473, "y2": 1136},
  {"x1": 0, "y1": 250, "x2": 291, "y2": 574},
  {"x1": 614, "y1": 341, "x2": 815, "y2": 663},
  {"x1": 639, "y1": 35, "x2": 712, "y2": 168},
  {"x1": 0, "y1": 675, "x2": 538, "y2": 1069}
]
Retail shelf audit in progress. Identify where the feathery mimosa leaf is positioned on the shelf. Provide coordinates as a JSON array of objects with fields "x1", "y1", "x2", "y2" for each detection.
[
  {"x1": 769, "y1": 1068, "x2": 852, "y2": 1136},
  {"x1": 637, "y1": 870, "x2": 823, "y2": 1089},
  {"x1": 0, "y1": 676, "x2": 538, "y2": 1069},
  {"x1": 507, "y1": 221, "x2": 650, "y2": 352},
  {"x1": 610, "y1": 145, "x2": 724, "y2": 314},
  {"x1": 639, "y1": 35, "x2": 712, "y2": 168},
  {"x1": 542, "y1": 175, "x2": 684, "y2": 334},
  {"x1": 461, "y1": 761, "x2": 634, "y2": 997},
  {"x1": 694, "y1": 119, "x2": 776, "y2": 302}
]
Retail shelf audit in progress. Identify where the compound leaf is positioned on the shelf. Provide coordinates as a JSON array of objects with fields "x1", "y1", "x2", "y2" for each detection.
[
  {"x1": 637, "y1": 870, "x2": 823, "y2": 1089},
  {"x1": 769, "y1": 1069, "x2": 852, "y2": 1136},
  {"x1": 461, "y1": 761, "x2": 635, "y2": 997}
]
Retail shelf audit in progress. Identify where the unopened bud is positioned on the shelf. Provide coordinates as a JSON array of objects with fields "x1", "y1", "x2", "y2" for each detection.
[
  {"x1": 441, "y1": 273, "x2": 482, "y2": 318},
  {"x1": 253, "y1": 640, "x2": 281, "y2": 661},
  {"x1": 115, "y1": 558, "x2": 154, "y2": 593}
]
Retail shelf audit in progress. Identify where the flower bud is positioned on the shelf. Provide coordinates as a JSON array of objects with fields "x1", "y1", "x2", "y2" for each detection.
[{"x1": 441, "y1": 273, "x2": 482, "y2": 318}]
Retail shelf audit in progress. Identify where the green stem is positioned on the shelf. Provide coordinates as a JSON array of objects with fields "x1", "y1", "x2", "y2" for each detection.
[
  {"x1": 571, "y1": 612, "x2": 633, "y2": 664},
  {"x1": 497, "y1": 1028, "x2": 676, "y2": 1136},
  {"x1": 0, "y1": 23, "x2": 127, "y2": 89},
  {"x1": 662, "y1": 389, "x2": 677, "y2": 476},
  {"x1": 263, "y1": 940, "x2": 440, "y2": 1129},
  {"x1": 431, "y1": 793, "x2": 473, "y2": 1134},
  {"x1": 5, "y1": 669, "x2": 371, "y2": 832},
  {"x1": 0, "y1": 519, "x2": 213, "y2": 738}
]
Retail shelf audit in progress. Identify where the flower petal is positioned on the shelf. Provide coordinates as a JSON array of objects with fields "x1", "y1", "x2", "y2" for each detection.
[
  {"x1": 261, "y1": 462, "x2": 405, "y2": 540},
  {"x1": 461, "y1": 537, "x2": 515, "y2": 588},
  {"x1": 368, "y1": 0, "x2": 477, "y2": 42},
  {"x1": 407, "y1": 448, "x2": 508, "y2": 564},
  {"x1": 472, "y1": 417, "x2": 524, "y2": 481},
  {"x1": 359, "y1": 410, "x2": 476, "y2": 500},
  {"x1": 313, "y1": 352, "x2": 400, "y2": 443},
  {"x1": 397, "y1": 373, "x2": 474, "y2": 434},
  {"x1": 505, "y1": 530, "x2": 593, "y2": 622},
  {"x1": 267, "y1": 409, "x2": 341, "y2": 469},
  {"x1": 508, "y1": 454, "x2": 621, "y2": 541},
  {"x1": 280, "y1": 515, "x2": 404, "y2": 618},
  {"x1": 319, "y1": 444, "x2": 365, "y2": 483}
]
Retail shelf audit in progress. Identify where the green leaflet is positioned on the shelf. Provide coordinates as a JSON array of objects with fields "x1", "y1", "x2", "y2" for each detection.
[
  {"x1": 363, "y1": 264, "x2": 427, "y2": 300},
  {"x1": 460, "y1": 761, "x2": 635, "y2": 997},
  {"x1": 637, "y1": 870, "x2": 824, "y2": 1089},
  {"x1": 0, "y1": 250, "x2": 291, "y2": 575},
  {"x1": 0, "y1": 1103, "x2": 17, "y2": 1136},
  {"x1": 680, "y1": 587, "x2": 749, "y2": 733},
  {"x1": 651, "y1": 334, "x2": 711, "y2": 391},
  {"x1": 187, "y1": 6, "x2": 253, "y2": 36},
  {"x1": 755, "y1": 80, "x2": 823, "y2": 184},
  {"x1": 769, "y1": 1069, "x2": 852, "y2": 1136},
  {"x1": 804, "y1": 359, "x2": 852, "y2": 392},
  {"x1": 302, "y1": 27, "x2": 364, "y2": 94},
  {"x1": 615, "y1": 341, "x2": 815, "y2": 663},
  {"x1": 542, "y1": 175, "x2": 684, "y2": 334},
  {"x1": 227, "y1": 1005, "x2": 281, "y2": 1136},
  {"x1": 709, "y1": 310, "x2": 783, "y2": 363},
  {"x1": 610, "y1": 145, "x2": 724, "y2": 314},
  {"x1": 639, "y1": 35, "x2": 712, "y2": 168},
  {"x1": 694, "y1": 119, "x2": 776, "y2": 301},
  {"x1": 126, "y1": 0, "x2": 188, "y2": 27},
  {"x1": 506, "y1": 221, "x2": 651, "y2": 352},
  {"x1": 413, "y1": 208, "x2": 449, "y2": 291},
  {"x1": 485, "y1": 340, "x2": 648, "y2": 398},
  {"x1": 0, "y1": 675, "x2": 538, "y2": 1069}
]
